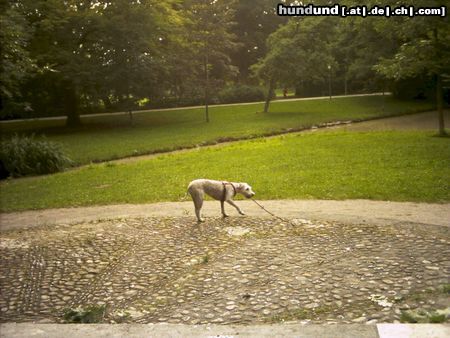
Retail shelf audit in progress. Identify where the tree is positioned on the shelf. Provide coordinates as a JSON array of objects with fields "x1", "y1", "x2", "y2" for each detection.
[
  {"x1": 185, "y1": 0, "x2": 239, "y2": 122},
  {"x1": 373, "y1": 1, "x2": 450, "y2": 135},
  {"x1": 0, "y1": 0, "x2": 35, "y2": 118},
  {"x1": 18, "y1": 0, "x2": 103, "y2": 125},
  {"x1": 252, "y1": 16, "x2": 337, "y2": 112},
  {"x1": 331, "y1": 16, "x2": 398, "y2": 96},
  {"x1": 230, "y1": 0, "x2": 286, "y2": 82},
  {"x1": 14, "y1": 0, "x2": 183, "y2": 126},
  {"x1": 94, "y1": 1, "x2": 184, "y2": 111}
]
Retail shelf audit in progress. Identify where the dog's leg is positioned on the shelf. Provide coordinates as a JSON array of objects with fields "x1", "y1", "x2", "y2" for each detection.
[
  {"x1": 221, "y1": 200, "x2": 229, "y2": 217},
  {"x1": 195, "y1": 199, "x2": 204, "y2": 222},
  {"x1": 190, "y1": 191, "x2": 205, "y2": 222},
  {"x1": 226, "y1": 200, "x2": 245, "y2": 215}
]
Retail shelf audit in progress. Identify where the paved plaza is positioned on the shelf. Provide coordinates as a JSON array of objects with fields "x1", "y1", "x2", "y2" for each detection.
[{"x1": 1, "y1": 215, "x2": 449, "y2": 325}]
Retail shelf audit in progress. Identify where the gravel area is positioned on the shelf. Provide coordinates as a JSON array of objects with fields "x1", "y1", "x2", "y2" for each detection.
[{"x1": 1, "y1": 215, "x2": 449, "y2": 324}]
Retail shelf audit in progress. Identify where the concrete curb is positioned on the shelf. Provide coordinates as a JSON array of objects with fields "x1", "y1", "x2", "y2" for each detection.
[{"x1": 1, "y1": 323, "x2": 449, "y2": 338}]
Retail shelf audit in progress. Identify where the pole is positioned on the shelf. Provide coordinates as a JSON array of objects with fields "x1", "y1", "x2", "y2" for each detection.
[
  {"x1": 433, "y1": 28, "x2": 445, "y2": 135},
  {"x1": 437, "y1": 74, "x2": 445, "y2": 135},
  {"x1": 204, "y1": 53, "x2": 209, "y2": 123},
  {"x1": 263, "y1": 78, "x2": 275, "y2": 113},
  {"x1": 328, "y1": 68, "x2": 332, "y2": 100}
]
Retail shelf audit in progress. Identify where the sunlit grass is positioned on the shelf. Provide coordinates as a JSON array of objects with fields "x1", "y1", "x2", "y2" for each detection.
[
  {"x1": 0, "y1": 95, "x2": 432, "y2": 165},
  {"x1": 1, "y1": 130, "x2": 448, "y2": 212}
]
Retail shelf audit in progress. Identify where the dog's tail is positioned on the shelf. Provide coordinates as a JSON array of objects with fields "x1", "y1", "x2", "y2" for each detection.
[{"x1": 179, "y1": 190, "x2": 189, "y2": 202}]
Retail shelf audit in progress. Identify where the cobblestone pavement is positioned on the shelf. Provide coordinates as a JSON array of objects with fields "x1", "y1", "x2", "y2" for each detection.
[{"x1": 0, "y1": 217, "x2": 449, "y2": 324}]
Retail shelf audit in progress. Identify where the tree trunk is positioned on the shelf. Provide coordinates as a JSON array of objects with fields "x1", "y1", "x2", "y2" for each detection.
[
  {"x1": 344, "y1": 72, "x2": 348, "y2": 95},
  {"x1": 433, "y1": 28, "x2": 446, "y2": 136},
  {"x1": 64, "y1": 80, "x2": 81, "y2": 127},
  {"x1": 328, "y1": 70, "x2": 332, "y2": 100},
  {"x1": 263, "y1": 78, "x2": 275, "y2": 113},
  {"x1": 102, "y1": 96, "x2": 112, "y2": 111},
  {"x1": 436, "y1": 74, "x2": 446, "y2": 136},
  {"x1": 204, "y1": 53, "x2": 209, "y2": 123}
]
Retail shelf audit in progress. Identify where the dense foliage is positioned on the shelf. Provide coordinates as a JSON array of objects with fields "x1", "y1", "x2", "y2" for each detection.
[
  {"x1": 218, "y1": 85, "x2": 265, "y2": 103},
  {"x1": 1, "y1": 0, "x2": 448, "y2": 130},
  {"x1": 0, "y1": 135, "x2": 72, "y2": 177}
]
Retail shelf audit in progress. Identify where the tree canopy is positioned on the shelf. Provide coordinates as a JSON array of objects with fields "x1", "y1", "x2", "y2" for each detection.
[{"x1": 1, "y1": 0, "x2": 448, "y2": 131}]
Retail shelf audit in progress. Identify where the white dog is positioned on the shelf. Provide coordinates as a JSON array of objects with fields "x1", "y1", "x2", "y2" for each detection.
[{"x1": 187, "y1": 179, "x2": 255, "y2": 222}]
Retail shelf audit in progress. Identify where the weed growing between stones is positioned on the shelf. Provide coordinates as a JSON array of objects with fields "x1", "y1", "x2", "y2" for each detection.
[
  {"x1": 400, "y1": 311, "x2": 418, "y2": 323},
  {"x1": 112, "y1": 310, "x2": 132, "y2": 323},
  {"x1": 400, "y1": 309, "x2": 447, "y2": 324},
  {"x1": 429, "y1": 313, "x2": 447, "y2": 323},
  {"x1": 441, "y1": 284, "x2": 450, "y2": 294},
  {"x1": 398, "y1": 284, "x2": 450, "y2": 324},
  {"x1": 63, "y1": 305, "x2": 107, "y2": 323},
  {"x1": 267, "y1": 306, "x2": 333, "y2": 323},
  {"x1": 202, "y1": 254, "x2": 209, "y2": 264}
]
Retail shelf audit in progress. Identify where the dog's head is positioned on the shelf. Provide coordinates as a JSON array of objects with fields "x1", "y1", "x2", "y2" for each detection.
[{"x1": 239, "y1": 183, "x2": 255, "y2": 198}]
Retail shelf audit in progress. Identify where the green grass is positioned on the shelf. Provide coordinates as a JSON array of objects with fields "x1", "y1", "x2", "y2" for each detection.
[
  {"x1": 202, "y1": 254, "x2": 210, "y2": 264},
  {"x1": 441, "y1": 284, "x2": 450, "y2": 294},
  {"x1": 1, "y1": 130, "x2": 448, "y2": 212},
  {"x1": 401, "y1": 310, "x2": 447, "y2": 324},
  {"x1": 0, "y1": 96, "x2": 433, "y2": 165},
  {"x1": 267, "y1": 305, "x2": 333, "y2": 323},
  {"x1": 400, "y1": 311, "x2": 419, "y2": 323},
  {"x1": 429, "y1": 313, "x2": 447, "y2": 323}
]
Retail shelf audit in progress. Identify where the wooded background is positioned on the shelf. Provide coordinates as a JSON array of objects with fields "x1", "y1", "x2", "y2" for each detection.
[{"x1": 1, "y1": 0, "x2": 449, "y2": 132}]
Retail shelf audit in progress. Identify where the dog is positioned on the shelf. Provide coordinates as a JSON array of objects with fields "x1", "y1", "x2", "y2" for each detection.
[{"x1": 187, "y1": 179, "x2": 255, "y2": 222}]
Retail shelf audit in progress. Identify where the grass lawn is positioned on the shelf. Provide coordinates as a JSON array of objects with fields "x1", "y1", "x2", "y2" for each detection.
[
  {"x1": 0, "y1": 95, "x2": 432, "y2": 165},
  {"x1": 1, "y1": 130, "x2": 448, "y2": 212}
]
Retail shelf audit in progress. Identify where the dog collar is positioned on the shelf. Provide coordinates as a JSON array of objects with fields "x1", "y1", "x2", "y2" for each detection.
[
  {"x1": 230, "y1": 182, "x2": 237, "y2": 196},
  {"x1": 221, "y1": 181, "x2": 237, "y2": 200}
]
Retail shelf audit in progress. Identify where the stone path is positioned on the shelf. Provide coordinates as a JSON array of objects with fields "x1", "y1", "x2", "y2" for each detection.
[{"x1": 1, "y1": 215, "x2": 449, "y2": 324}]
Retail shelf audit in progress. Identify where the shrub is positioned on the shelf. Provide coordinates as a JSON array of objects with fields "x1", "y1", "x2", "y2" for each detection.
[
  {"x1": 0, "y1": 134, "x2": 72, "y2": 177},
  {"x1": 146, "y1": 96, "x2": 205, "y2": 109},
  {"x1": 218, "y1": 85, "x2": 265, "y2": 104}
]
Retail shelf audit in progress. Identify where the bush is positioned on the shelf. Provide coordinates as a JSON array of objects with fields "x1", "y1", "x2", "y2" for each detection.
[
  {"x1": 0, "y1": 135, "x2": 72, "y2": 177},
  {"x1": 218, "y1": 85, "x2": 265, "y2": 104},
  {"x1": 146, "y1": 96, "x2": 205, "y2": 109}
]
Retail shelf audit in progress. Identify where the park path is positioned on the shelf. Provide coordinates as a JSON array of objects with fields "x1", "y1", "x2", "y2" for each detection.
[
  {"x1": 109, "y1": 109, "x2": 449, "y2": 165},
  {"x1": 1, "y1": 199, "x2": 449, "y2": 232},
  {"x1": 341, "y1": 109, "x2": 450, "y2": 131},
  {"x1": 0, "y1": 92, "x2": 387, "y2": 124}
]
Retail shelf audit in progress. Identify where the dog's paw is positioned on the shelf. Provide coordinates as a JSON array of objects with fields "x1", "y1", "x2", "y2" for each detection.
[
  {"x1": 239, "y1": 211, "x2": 246, "y2": 215},
  {"x1": 197, "y1": 218, "x2": 205, "y2": 223},
  {"x1": 222, "y1": 213, "x2": 229, "y2": 218}
]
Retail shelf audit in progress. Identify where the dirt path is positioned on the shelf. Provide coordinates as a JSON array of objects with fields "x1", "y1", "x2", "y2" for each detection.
[
  {"x1": 0, "y1": 93, "x2": 387, "y2": 124},
  {"x1": 341, "y1": 109, "x2": 450, "y2": 131},
  {"x1": 112, "y1": 110, "x2": 449, "y2": 165},
  {"x1": 1, "y1": 199, "x2": 449, "y2": 231}
]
